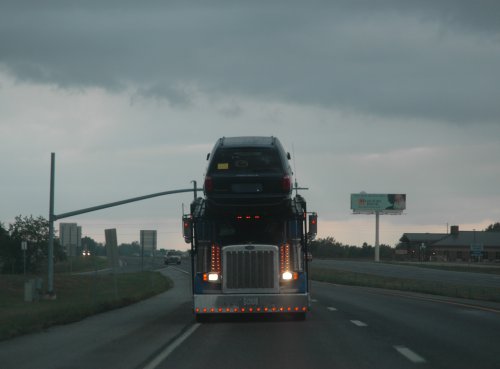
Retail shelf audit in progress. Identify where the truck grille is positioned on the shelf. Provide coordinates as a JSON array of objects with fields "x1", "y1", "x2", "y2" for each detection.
[{"x1": 223, "y1": 245, "x2": 279, "y2": 293}]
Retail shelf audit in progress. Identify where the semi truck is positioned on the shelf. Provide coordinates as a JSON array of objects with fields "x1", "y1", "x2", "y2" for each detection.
[{"x1": 183, "y1": 136, "x2": 316, "y2": 321}]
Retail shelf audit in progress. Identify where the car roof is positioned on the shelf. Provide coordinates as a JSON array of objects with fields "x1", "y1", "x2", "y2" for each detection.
[{"x1": 218, "y1": 136, "x2": 280, "y2": 148}]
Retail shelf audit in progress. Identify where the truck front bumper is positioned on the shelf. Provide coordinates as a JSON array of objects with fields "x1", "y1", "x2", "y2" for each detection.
[{"x1": 193, "y1": 293, "x2": 310, "y2": 314}]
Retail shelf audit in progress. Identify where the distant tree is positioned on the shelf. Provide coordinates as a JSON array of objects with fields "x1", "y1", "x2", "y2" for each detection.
[
  {"x1": 118, "y1": 241, "x2": 141, "y2": 256},
  {"x1": 0, "y1": 222, "x2": 15, "y2": 272},
  {"x1": 309, "y1": 238, "x2": 393, "y2": 259},
  {"x1": 3, "y1": 215, "x2": 64, "y2": 273},
  {"x1": 484, "y1": 222, "x2": 500, "y2": 232}
]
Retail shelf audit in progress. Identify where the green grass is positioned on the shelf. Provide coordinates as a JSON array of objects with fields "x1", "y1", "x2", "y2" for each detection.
[
  {"x1": 310, "y1": 267, "x2": 500, "y2": 302},
  {"x1": 53, "y1": 256, "x2": 109, "y2": 274},
  {"x1": 0, "y1": 271, "x2": 172, "y2": 341},
  {"x1": 384, "y1": 261, "x2": 500, "y2": 275}
]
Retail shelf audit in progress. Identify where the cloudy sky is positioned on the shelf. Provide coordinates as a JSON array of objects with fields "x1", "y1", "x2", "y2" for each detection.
[{"x1": 1, "y1": 1, "x2": 499, "y2": 250}]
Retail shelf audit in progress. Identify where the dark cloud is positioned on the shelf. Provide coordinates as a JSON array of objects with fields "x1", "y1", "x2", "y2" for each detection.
[{"x1": 1, "y1": 1, "x2": 500, "y2": 123}]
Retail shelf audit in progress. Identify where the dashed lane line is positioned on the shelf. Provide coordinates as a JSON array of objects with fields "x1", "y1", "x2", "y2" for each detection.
[
  {"x1": 394, "y1": 346, "x2": 426, "y2": 364},
  {"x1": 327, "y1": 307, "x2": 338, "y2": 311},
  {"x1": 350, "y1": 320, "x2": 368, "y2": 327}
]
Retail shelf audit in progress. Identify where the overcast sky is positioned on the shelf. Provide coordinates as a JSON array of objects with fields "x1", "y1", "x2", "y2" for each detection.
[{"x1": 1, "y1": 1, "x2": 499, "y2": 250}]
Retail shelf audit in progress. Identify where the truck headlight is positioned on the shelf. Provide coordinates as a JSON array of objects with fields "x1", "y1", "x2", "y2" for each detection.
[
  {"x1": 208, "y1": 273, "x2": 219, "y2": 282},
  {"x1": 282, "y1": 271, "x2": 293, "y2": 280}
]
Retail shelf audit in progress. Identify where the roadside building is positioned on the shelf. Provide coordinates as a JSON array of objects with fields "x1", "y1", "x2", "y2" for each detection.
[
  {"x1": 399, "y1": 225, "x2": 500, "y2": 262},
  {"x1": 398, "y1": 233, "x2": 448, "y2": 261}
]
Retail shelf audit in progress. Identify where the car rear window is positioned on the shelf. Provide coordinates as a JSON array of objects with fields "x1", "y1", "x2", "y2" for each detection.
[{"x1": 210, "y1": 148, "x2": 283, "y2": 174}]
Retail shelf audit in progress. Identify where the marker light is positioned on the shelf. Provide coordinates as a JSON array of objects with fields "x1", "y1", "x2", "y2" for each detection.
[{"x1": 282, "y1": 271, "x2": 293, "y2": 280}]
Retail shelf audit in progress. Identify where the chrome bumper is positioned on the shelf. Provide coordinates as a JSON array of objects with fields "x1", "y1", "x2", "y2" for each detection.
[{"x1": 193, "y1": 293, "x2": 310, "y2": 314}]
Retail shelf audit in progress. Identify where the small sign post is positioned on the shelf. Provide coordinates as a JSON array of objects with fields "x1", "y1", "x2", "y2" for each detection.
[{"x1": 21, "y1": 241, "x2": 27, "y2": 276}]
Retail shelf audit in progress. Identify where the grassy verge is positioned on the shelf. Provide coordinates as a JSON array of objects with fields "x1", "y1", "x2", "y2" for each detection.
[
  {"x1": 53, "y1": 256, "x2": 109, "y2": 274},
  {"x1": 384, "y1": 261, "x2": 500, "y2": 275},
  {"x1": 310, "y1": 267, "x2": 500, "y2": 302},
  {"x1": 0, "y1": 271, "x2": 172, "y2": 341}
]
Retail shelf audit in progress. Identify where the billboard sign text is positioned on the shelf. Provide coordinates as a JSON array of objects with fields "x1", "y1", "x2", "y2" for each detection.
[{"x1": 351, "y1": 193, "x2": 406, "y2": 212}]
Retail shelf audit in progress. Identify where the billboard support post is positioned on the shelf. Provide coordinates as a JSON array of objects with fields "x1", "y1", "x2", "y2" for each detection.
[{"x1": 350, "y1": 193, "x2": 406, "y2": 263}]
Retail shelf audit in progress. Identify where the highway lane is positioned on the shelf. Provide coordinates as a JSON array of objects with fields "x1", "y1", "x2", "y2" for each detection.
[
  {"x1": 2, "y1": 262, "x2": 499, "y2": 369},
  {"x1": 312, "y1": 259, "x2": 500, "y2": 287},
  {"x1": 149, "y1": 281, "x2": 500, "y2": 369}
]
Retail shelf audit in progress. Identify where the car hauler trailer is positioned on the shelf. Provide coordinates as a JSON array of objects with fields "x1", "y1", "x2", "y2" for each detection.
[{"x1": 183, "y1": 194, "x2": 315, "y2": 322}]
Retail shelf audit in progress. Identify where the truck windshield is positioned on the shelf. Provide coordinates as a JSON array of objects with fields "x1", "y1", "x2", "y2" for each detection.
[{"x1": 216, "y1": 218, "x2": 284, "y2": 246}]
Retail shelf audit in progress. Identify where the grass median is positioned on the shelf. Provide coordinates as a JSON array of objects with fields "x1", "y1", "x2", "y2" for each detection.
[
  {"x1": 310, "y1": 267, "x2": 500, "y2": 302},
  {"x1": 0, "y1": 271, "x2": 172, "y2": 341}
]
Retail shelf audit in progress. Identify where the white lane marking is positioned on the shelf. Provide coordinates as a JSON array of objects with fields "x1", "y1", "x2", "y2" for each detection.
[
  {"x1": 394, "y1": 346, "x2": 426, "y2": 364},
  {"x1": 169, "y1": 266, "x2": 189, "y2": 275},
  {"x1": 327, "y1": 307, "x2": 337, "y2": 311},
  {"x1": 142, "y1": 324, "x2": 200, "y2": 369},
  {"x1": 350, "y1": 320, "x2": 367, "y2": 327},
  {"x1": 311, "y1": 299, "x2": 318, "y2": 303}
]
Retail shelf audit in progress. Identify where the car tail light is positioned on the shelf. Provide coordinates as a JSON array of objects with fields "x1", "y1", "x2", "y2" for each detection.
[
  {"x1": 204, "y1": 176, "x2": 213, "y2": 193},
  {"x1": 282, "y1": 175, "x2": 292, "y2": 192}
]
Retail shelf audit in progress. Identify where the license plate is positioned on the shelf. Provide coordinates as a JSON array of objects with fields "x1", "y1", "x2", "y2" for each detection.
[
  {"x1": 243, "y1": 297, "x2": 259, "y2": 306},
  {"x1": 231, "y1": 183, "x2": 263, "y2": 193}
]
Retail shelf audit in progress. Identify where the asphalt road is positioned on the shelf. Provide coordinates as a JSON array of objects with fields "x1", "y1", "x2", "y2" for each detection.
[{"x1": 1, "y1": 261, "x2": 499, "y2": 369}]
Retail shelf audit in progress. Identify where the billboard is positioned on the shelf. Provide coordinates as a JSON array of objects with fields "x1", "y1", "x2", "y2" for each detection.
[{"x1": 351, "y1": 193, "x2": 406, "y2": 212}]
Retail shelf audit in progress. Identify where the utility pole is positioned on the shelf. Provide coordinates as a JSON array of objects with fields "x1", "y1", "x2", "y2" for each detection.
[
  {"x1": 375, "y1": 211, "x2": 380, "y2": 262},
  {"x1": 48, "y1": 153, "x2": 55, "y2": 297}
]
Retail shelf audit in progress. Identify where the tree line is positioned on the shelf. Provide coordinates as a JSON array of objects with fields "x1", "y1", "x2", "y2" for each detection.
[
  {"x1": 2, "y1": 215, "x2": 500, "y2": 274},
  {"x1": 309, "y1": 237, "x2": 394, "y2": 259},
  {"x1": 0, "y1": 215, "x2": 167, "y2": 274},
  {"x1": 0, "y1": 215, "x2": 66, "y2": 274}
]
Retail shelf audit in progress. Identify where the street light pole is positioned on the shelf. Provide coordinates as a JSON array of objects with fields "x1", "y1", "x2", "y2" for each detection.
[
  {"x1": 375, "y1": 211, "x2": 380, "y2": 262},
  {"x1": 48, "y1": 153, "x2": 55, "y2": 297},
  {"x1": 46, "y1": 152, "x2": 198, "y2": 298}
]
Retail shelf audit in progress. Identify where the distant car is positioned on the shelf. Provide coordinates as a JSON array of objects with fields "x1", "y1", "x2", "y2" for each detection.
[
  {"x1": 164, "y1": 254, "x2": 181, "y2": 265},
  {"x1": 203, "y1": 136, "x2": 293, "y2": 209}
]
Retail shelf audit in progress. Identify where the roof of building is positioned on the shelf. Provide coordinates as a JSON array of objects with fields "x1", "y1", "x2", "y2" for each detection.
[
  {"x1": 400, "y1": 233, "x2": 448, "y2": 244},
  {"x1": 433, "y1": 231, "x2": 500, "y2": 247}
]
